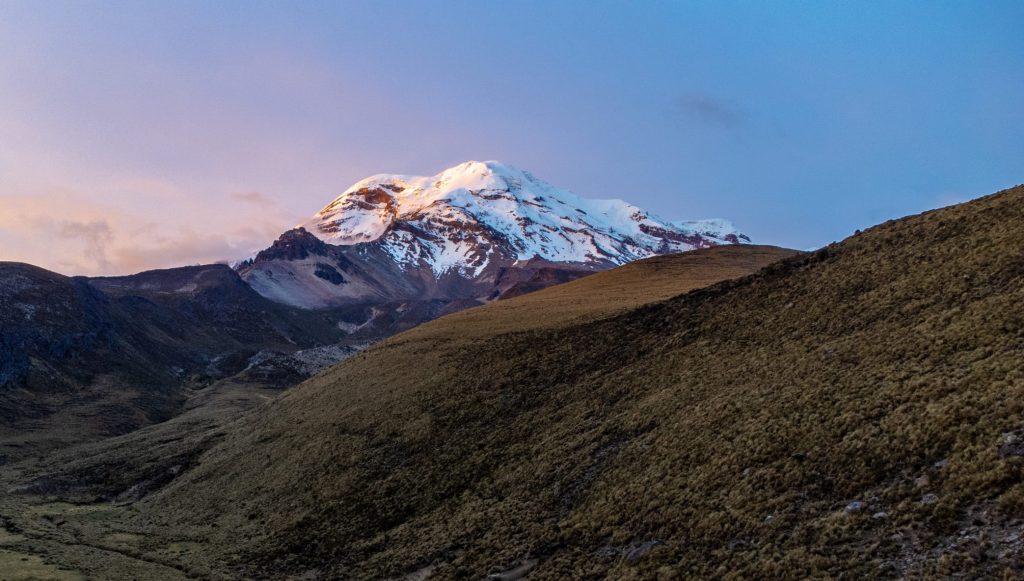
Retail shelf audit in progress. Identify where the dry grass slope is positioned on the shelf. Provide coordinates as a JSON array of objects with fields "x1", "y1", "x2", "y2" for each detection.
[
  {"x1": 140, "y1": 185, "x2": 1024, "y2": 579},
  {"x1": 10, "y1": 178, "x2": 1024, "y2": 579},
  {"x1": 0, "y1": 244, "x2": 792, "y2": 580},
  {"x1": 413, "y1": 244, "x2": 796, "y2": 337}
]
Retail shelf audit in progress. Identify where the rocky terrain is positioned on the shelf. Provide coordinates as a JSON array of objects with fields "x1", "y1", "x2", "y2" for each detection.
[{"x1": 0, "y1": 263, "x2": 361, "y2": 462}]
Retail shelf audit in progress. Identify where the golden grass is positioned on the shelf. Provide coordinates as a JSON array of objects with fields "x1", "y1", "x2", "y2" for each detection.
[
  {"x1": 13, "y1": 178, "x2": 1024, "y2": 581},
  {"x1": 137, "y1": 185, "x2": 1024, "y2": 579},
  {"x1": 0, "y1": 244, "x2": 792, "y2": 580},
  {"x1": 431, "y1": 245, "x2": 797, "y2": 337}
]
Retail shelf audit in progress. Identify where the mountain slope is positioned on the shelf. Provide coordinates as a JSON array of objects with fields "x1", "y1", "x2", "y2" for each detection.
[
  {"x1": 0, "y1": 263, "x2": 361, "y2": 461},
  {"x1": 419, "y1": 244, "x2": 795, "y2": 336},
  {"x1": 239, "y1": 161, "x2": 748, "y2": 309},
  {"x1": 0, "y1": 244, "x2": 794, "y2": 579},
  {"x1": 116, "y1": 183, "x2": 1024, "y2": 579},
  {"x1": 237, "y1": 227, "x2": 603, "y2": 310}
]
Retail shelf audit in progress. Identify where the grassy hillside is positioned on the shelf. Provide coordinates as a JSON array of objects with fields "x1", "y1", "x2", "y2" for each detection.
[
  {"x1": 12, "y1": 178, "x2": 1024, "y2": 579},
  {"x1": 447, "y1": 244, "x2": 794, "y2": 336},
  {"x1": 13, "y1": 179, "x2": 1024, "y2": 580},
  {"x1": 0, "y1": 244, "x2": 792, "y2": 579},
  {"x1": 128, "y1": 184, "x2": 1024, "y2": 579}
]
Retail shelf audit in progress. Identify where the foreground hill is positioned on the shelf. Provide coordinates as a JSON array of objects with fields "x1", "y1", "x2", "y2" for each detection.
[
  {"x1": 120, "y1": 183, "x2": 1024, "y2": 579},
  {"x1": 0, "y1": 245, "x2": 793, "y2": 579}
]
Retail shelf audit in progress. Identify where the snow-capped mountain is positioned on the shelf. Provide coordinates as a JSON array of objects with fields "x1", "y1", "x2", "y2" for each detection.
[
  {"x1": 302, "y1": 160, "x2": 746, "y2": 275},
  {"x1": 238, "y1": 161, "x2": 748, "y2": 309}
]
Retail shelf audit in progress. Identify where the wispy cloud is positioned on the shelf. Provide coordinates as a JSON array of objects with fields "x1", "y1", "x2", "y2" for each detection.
[
  {"x1": 109, "y1": 229, "x2": 246, "y2": 273},
  {"x1": 0, "y1": 187, "x2": 293, "y2": 276},
  {"x1": 230, "y1": 191, "x2": 277, "y2": 208},
  {"x1": 677, "y1": 92, "x2": 745, "y2": 128},
  {"x1": 56, "y1": 219, "x2": 114, "y2": 271}
]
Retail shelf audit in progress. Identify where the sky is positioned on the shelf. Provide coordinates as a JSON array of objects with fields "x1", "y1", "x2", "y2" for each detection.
[{"x1": 1, "y1": 1, "x2": 1022, "y2": 275}]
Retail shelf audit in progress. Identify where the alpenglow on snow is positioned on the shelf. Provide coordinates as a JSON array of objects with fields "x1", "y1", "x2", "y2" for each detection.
[{"x1": 300, "y1": 160, "x2": 749, "y2": 276}]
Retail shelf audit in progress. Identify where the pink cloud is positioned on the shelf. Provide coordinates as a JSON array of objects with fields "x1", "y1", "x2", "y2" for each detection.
[{"x1": 0, "y1": 187, "x2": 293, "y2": 276}]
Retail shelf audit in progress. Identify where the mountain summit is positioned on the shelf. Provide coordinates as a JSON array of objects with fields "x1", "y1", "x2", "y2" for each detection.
[
  {"x1": 301, "y1": 160, "x2": 747, "y2": 274},
  {"x1": 240, "y1": 161, "x2": 748, "y2": 309}
]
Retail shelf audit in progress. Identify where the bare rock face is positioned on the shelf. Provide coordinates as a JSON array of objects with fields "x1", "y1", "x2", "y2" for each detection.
[
  {"x1": 1000, "y1": 431, "x2": 1024, "y2": 458},
  {"x1": 251, "y1": 228, "x2": 332, "y2": 262},
  {"x1": 239, "y1": 161, "x2": 749, "y2": 309}
]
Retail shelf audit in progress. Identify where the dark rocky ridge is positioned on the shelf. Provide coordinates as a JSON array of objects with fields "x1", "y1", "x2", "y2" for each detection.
[
  {"x1": 251, "y1": 227, "x2": 331, "y2": 262},
  {"x1": 0, "y1": 262, "x2": 360, "y2": 460},
  {"x1": 237, "y1": 227, "x2": 605, "y2": 310}
]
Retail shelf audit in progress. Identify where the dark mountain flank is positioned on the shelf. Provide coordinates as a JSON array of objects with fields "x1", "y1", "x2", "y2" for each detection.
[{"x1": 0, "y1": 263, "x2": 360, "y2": 460}]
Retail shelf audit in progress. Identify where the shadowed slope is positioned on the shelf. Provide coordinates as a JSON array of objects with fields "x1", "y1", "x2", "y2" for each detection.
[
  {"x1": 0, "y1": 263, "x2": 359, "y2": 460},
  {"x1": 136, "y1": 184, "x2": 1024, "y2": 579}
]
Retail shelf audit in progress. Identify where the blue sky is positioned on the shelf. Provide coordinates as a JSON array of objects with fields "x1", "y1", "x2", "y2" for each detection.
[{"x1": 1, "y1": 1, "x2": 1022, "y2": 274}]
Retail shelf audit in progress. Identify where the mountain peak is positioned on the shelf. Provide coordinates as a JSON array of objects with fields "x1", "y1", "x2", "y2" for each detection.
[
  {"x1": 442, "y1": 159, "x2": 506, "y2": 174},
  {"x1": 299, "y1": 161, "x2": 748, "y2": 274}
]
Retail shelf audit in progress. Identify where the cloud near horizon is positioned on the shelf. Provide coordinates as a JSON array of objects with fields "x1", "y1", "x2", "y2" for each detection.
[
  {"x1": 56, "y1": 219, "x2": 115, "y2": 271},
  {"x1": 0, "y1": 187, "x2": 298, "y2": 276},
  {"x1": 231, "y1": 191, "x2": 279, "y2": 208}
]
